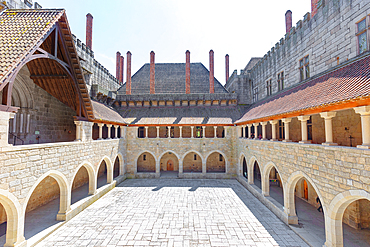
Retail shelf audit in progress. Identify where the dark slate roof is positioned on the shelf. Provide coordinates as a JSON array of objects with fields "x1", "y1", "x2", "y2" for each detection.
[
  {"x1": 118, "y1": 63, "x2": 228, "y2": 95},
  {"x1": 236, "y1": 55, "x2": 370, "y2": 124},
  {"x1": 92, "y1": 100, "x2": 126, "y2": 124},
  {"x1": 118, "y1": 105, "x2": 245, "y2": 125}
]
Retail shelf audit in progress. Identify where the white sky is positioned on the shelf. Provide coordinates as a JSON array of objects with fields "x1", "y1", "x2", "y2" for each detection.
[{"x1": 37, "y1": 0, "x2": 311, "y2": 85}]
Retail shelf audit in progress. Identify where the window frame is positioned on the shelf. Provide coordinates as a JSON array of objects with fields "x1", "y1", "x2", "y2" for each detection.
[
  {"x1": 277, "y1": 71, "x2": 284, "y2": 91},
  {"x1": 356, "y1": 17, "x2": 369, "y2": 55},
  {"x1": 253, "y1": 87, "x2": 258, "y2": 103},
  {"x1": 266, "y1": 79, "x2": 272, "y2": 96},
  {"x1": 299, "y1": 55, "x2": 310, "y2": 81}
]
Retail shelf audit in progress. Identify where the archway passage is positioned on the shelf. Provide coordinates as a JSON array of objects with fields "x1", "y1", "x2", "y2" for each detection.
[
  {"x1": 24, "y1": 176, "x2": 61, "y2": 240},
  {"x1": 253, "y1": 161, "x2": 261, "y2": 189},
  {"x1": 0, "y1": 203, "x2": 6, "y2": 246},
  {"x1": 97, "y1": 161, "x2": 108, "y2": 189},
  {"x1": 71, "y1": 166, "x2": 90, "y2": 205},
  {"x1": 341, "y1": 199, "x2": 370, "y2": 246},
  {"x1": 183, "y1": 152, "x2": 202, "y2": 173},
  {"x1": 206, "y1": 152, "x2": 226, "y2": 173},
  {"x1": 268, "y1": 166, "x2": 284, "y2": 205},
  {"x1": 137, "y1": 152, "x2": 156, "y2": 173},
  {"x1": 242, "y1": 157, "x2": 247, "y2": 179},
  {"x1": 113, "y1": 157, "x2": 120, "y2": 178},
  {"x1": 160, "y1": 152, "x2": 179, "y2": 172}
]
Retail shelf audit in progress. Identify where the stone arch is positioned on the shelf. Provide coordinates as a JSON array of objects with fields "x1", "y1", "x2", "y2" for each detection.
[
  {"x1": 205, "y1": 150, "x2": 227, "y2": 173},
  {"x1": 158, "y1": 150, "x2": 180, "y2": 172},
  {"x1": 261, "y1": 161, "x2": 285, "y2": 199},
  {"x1": 71, "y1": 162, "x2": 96, "y2": 196},
  {"x1": 23, "y1": 170, "x2": 70, "y2": 216},
  {"x1": 114, "y1": 152, "x2": 124, "y2": 177},
  {"x1": 136, "y1": 150, "x2": 157, "y2": 173},
  {"x1": 284, "y1": 170, "x2": 326, "y2": 224},
  {"x1": 248, "y1": 156, "x2": 258, "y2": 184},
  {"x1": 0, "y1": 189, "x2": 25, "y2": 246},
  {"x1": 182, "y1": 150, "x2": 204, "y2": 173},
  {"x1": 97, "y1": 156, "x2": 113, "y2": 184},
  {"x1": 238, "y1": 152, "x2": 247, "y2": 178},
  {"x1": 325, "y1": 190, "x2": 370, "y2": 247}
]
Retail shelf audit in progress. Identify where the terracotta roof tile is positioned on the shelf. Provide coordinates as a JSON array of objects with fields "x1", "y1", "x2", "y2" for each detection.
[{"x1": 236, "y1": 55, "x2": 370, "y2": 123}]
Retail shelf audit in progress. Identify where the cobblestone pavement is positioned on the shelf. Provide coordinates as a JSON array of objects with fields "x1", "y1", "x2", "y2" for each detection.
[{"x1": 37, "y1": 179, "x2": 309, "y2": 247}]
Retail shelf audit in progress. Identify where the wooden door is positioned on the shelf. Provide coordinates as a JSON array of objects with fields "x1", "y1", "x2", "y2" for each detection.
[
  {"x1": 303, "y1": 180, "x2": 308, "y2": 200},
  {"x1": 167, "y1": 160, "x2": 174, "y2": 171}
]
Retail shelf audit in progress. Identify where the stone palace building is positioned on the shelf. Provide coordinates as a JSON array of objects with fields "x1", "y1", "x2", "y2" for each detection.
[{"x1": 0, "y1": 0, "x2": 369, "y2": 246}]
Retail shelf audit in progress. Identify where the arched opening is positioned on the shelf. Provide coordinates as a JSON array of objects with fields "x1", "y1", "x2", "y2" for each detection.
[
  {"x1": 266, "y1": 166, "x2": 284, "y2": 205},
  {"x1": 206, "y1": 152, "x2": 226, "y2": 173},
  {"x1": 113, "y1": 156, "x2": 120, "y2": 178},
  {"x1": 0, "y1": 202, "x2": 7, "y2": 246},
  {"x1": 242, "y1": 157, "x2": 247, "y2": 179},
  {"x1": 97, "y1": 161, "x2": 108, "y2": 189},
  {"x1": 71, "y1": 166, "x2": 90, "y2": 204},
  {"x1": 24, "y1": 176, "x2": 61, "y2": 240},
  {"x1": 341, "y1": 199, "x2": 370, "y2": 246},
  {"x1": 0, "y1": 194, "x2": 23, "y2": 247},
  {"x1": 253, "y1": 161, "x2": 261, "y2": 189},
  {"x1": 160, "y1": 152, "x2": 179, "y2": 173},
  {"x1": 183, "y1": 152, "x2": 202, "y2": 173},
  {"x1": 137, "y1": 152, "x2": 156, "y2": 173}
]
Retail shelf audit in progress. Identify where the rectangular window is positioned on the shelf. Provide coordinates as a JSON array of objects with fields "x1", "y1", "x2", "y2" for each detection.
[
  {"x1": 253, "y1": 87, "x2": 258, "y2": 103},
  {"x1": 357, "y1": 18, "x2": 368, "y2": 54},
  {"x1": 266, "y1": 79, "x2": 272, "y2": 96},
  {"x1": 299, "y1": 55, "x2": 310, "y2": 81},
  {"x1": 307, "y1": 116, "x2": 312, "y2": 141},
  {"x1": 138, "y1": 127, "x2": 145, "y2": 138},
  {"x1": 278, "y1": 120, "x2": 285, "y2": 140},
  {"x1": 277, "y1": 72, "x2": 284, "y2": 91}
]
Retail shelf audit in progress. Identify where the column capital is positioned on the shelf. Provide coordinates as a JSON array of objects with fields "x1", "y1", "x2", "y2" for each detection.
[
  {"x1": 106, "y1": 124, "x2": 112, "y2": 128},
  {"x1": 260, "y1": 122, "x2": 268, "y2": 126},
  {"x1": 179, "y1": 126, "x2": 183, "y2": 129},
  {"x1": 319, "y1": 111, "x2": 336, "y2": 119},
  {"x1": 269, "y1": 120, "x2": 278, "y2": 125},
  {"x1": 97, "y1": 123, "x2": 105, "y2": 127},
  {"x1": 74, "y1": 121, "x2": 83, "y2": 126},
  {"x1": 247, "y1": 124, "x2": 253, "y2": 127},
  {"x1": 145, "y1": 126, "x2": 148, "y2": 129},
  {"x1": 297, "y1": 115, "x2": 310, "y2": 121},
  {"x1": 354, "y1": 105, "x2": 370, "y2": 115},
  {"x1": 252, "y1": 122, "x2": 259, "y2": 127},
  {"x1": 114, "y1": 125, "x2": 120, "y2": 128},
  {"x1": 282, "y1": 118, "x2": 292, "y2": 123},
  {"x1": 214, "y1": 126, "x2": 217, "y2": 129},
  {"x1": 202, "y1": 126, "x2": 206, "y2": 129}
]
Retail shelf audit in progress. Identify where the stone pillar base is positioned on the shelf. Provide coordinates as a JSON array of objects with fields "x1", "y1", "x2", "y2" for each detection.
[
  {"x1": 270, "y1": 139, "x2": 278, "y2": 141},
  {"x1": 5, "y1": 239, "x2": 27, "y2": 247},
  {"x1": 282, "y1": 139, "x2": 292, "y2": 142},
  {"x1": 56, "y1": 209, "x2": 73, "y2": 221},
  {"x1": 299, "y1": 140, "x2": 311, "y2": 144},
  {"x1": 357, "y1": 144, "x2": 370, "y2": 149},
  {"x1": 261, "y1": 138, "x2": 268, "y2": 141},
  {"x1": 322, "y1": 142, "x2": 337, "y2": 146},
  {"x1": 288, "y1": 215, "x2": 298, "y2": 224}
]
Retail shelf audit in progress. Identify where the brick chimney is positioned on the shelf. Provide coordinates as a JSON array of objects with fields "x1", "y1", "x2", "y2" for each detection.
[
  {"x1": 209, "y1": 50, "x2": 214, "y2": 94},
  {"x1": 126, "y1": 51, "x2": 132, "y2": 95},
  {"x1": 86, "y1": 13, "x2": 93, "y2": 49},
  {"x1": 311, "y1": 0, "x2": 319, "y2": 18},
  {"x1": 225, "y1": 54, "x2": 229, "y2": 84},
  {"x1": 185, "y1": 50, "x2": 190, "y2": 94},
  {"x1": 150, "y1": 51, "x2": 155, "y2": 94},
  {"x1": 120, "y1": 55, "x2": 124, "y2": 84},
  {"x1": 116, "y1": 51, "x2": 121, "y2": 82},
  {"x1": 285, "y1": 10, "x2": 292, "y2": 34}
]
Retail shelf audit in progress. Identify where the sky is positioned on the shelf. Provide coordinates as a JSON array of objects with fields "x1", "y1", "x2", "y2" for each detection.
[{"x1": 36, "y1": 0, "x2": 311, "y2": 85}]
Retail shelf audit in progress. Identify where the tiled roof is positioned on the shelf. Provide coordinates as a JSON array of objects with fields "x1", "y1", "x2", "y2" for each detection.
[
  {"x1": 0, "y1": 9, "x2": 64, "y2": 81},
  {"x1": 236, "y1": 55, "x2": 370, "y2": 124},
  {"x1": 118, "y1": 106, "x2": 244, "y2": 125},
  {"x1": 118, "y1": 63, "x2": 228, "y2": 95},
  {"x1": 92, "y1": 101, "x2": 126, "y2": 124}
]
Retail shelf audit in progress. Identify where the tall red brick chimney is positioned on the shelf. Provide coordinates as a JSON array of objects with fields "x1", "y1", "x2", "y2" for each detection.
[
  {"x1": 86, "y1": 13, "x2": 93, "y2": 49},
  {"x1": 285, "y1": 10, "x2": 292, "y2": 34},
  {"x1": 126, "y1": 51, "x2": 132, "y2": 95},
  {"x1": 209, "y1": 50, "x2": 215, "y2": 94},
  {"x1": 185, "y1": 50, "x2": 190, "y2": 94},
  {"x1": 120, "y1": 55, "x2": 124, "y2": 84},
  {"x1": 150, "y1": 51, "x2": 155, "y2": 94},
  {"x1": 116, "y1": 51, "x2": 121, "y2": 82},
  {"x1": 225, "y1": 54, "x2": 229, "y2": 84},
  {"x1": 311, "y1": 0, "x2": 319, "y2": 18}
]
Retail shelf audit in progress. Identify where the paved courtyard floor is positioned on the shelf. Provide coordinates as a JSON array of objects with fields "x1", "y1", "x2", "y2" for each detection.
[{"x1": 37, "y1": 179, "x2": 309, "y2": 247}]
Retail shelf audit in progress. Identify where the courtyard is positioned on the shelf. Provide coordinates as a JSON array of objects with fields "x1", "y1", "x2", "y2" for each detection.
[{"x1": 36, "y1": 179, "x2": 308, "y2": 247}]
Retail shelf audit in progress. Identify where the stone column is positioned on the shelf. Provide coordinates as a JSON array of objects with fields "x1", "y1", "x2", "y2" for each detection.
[
  {"x1": 282, "y1": 118, "x2": 292, "y2": 142},
  {"x1": 120, "y1": 126, "x2": 125, "y2": 139},
  {"x1": 298, "y1": 116, "x2": 311, "y2": 144},
  {"x1": 0, "y1": 111, "x2": 15, "y2": 147},
  {"x1": 247, "y1": 124, "x2": 252, "y2": 139},
  {"x1": 156, "y1": 126, "x2": 160, "y2": 138},
  {"x1": 354, "y1": 106, "x2": 370, "y2": 149},
  {"x1": 167, "y1": 126, "x2": 171, "y2": 138},
  {"x1": 179, "y1": 126, "x2": 183, "y2": 138},
  {"x1": 74, "y1": 121, "x2": 82, "y2": 141},
  {"x1": 261, "y1": 122, "x2": 268, "y2": 140},
  {"x1": 319, "y1": 112, "x2": 337, "y2": 146},
  {"x1": 269, "y1": 120, "x2": 278, "y2": 141},
  {"x1": 214, "y1": 126, "x2": 217, "y2": 138},
  {"x1": 240, "y1": 126, "x2": 244, "y2": 138},
  {"x1": 97, "y1": 123, "x2": 104, "y2": 140},
  {"x1": 145, "y1": 126, "x2": 148, "y2": 138},
  {"x1": 114, "y1": 125, "x2": 119, "y2": 139},
  {"x1": 19, "y1": 110, "x2": 23, "y2": 133},
  {"x1": 202, "y1": 126, "x2": 206, "y2": 138},
  {"x1": 224, "y1": 127, "x2": 227, "y2": 138},
  {"x1": 191, "y1": 126, "x2": 194, "y2": 138},
  {"x1": 253, "y1": 123, "x2": 259, "y2": 139},
  {"x1": 106, "y1": 124, "x2": 112, "y2": 139}
]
